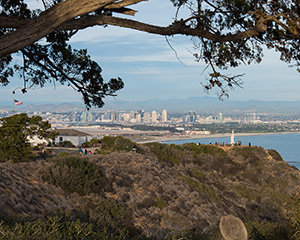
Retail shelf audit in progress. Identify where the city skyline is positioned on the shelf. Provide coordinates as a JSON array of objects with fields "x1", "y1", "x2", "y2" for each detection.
[
  {"x1": 1, "y1": 0, "x2": 300, "y2": 106},
  {"x1": 0, "y1": 108, "x2": 264, "y2": 125}
]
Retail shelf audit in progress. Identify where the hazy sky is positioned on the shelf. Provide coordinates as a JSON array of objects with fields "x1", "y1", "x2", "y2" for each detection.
[{"x1": 1, "y1": 0, "x2": 300, "y2": 106}]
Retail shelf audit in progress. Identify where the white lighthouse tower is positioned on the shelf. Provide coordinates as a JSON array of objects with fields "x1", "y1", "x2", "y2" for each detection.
[{"x1": 230, "y1": 130, "x2": 235, "y2": 145}]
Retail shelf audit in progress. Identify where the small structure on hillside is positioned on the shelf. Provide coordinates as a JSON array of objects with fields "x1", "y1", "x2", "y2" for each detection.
[
  {"x1": 230, "y1": 130, "x2": 235, "y2": 145},
  {"x1": 53, "y1": 129, "x2": 92, "y2": 147}
]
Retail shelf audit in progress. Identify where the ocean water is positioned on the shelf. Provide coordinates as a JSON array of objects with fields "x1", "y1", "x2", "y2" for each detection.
[{"x1": 163, "y1": 133, "x2": 300, "y2": 169}]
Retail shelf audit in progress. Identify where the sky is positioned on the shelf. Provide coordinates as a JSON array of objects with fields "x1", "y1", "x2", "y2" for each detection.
[{"x1": 1, "y1": 0, "x2": 300, "y2": 106}]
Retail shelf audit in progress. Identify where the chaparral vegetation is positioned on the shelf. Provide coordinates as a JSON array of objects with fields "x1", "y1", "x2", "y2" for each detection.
[{"x1": 0, "y1": 135, "x2": 300, "y2": 239}]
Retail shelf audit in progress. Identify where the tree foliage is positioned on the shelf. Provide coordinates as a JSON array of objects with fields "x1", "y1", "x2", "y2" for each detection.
[
  {"x1": 1, "y1": 0, "x2": 300, "y2": 104},
  {"x1": 0, "y1": 113, "x2": 56, "y2": 162}
]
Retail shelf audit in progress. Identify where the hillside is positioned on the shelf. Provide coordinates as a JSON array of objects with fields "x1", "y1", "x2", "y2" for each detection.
[{"x1": 0, "y1": 140, "x2": 300, "y2": 239}]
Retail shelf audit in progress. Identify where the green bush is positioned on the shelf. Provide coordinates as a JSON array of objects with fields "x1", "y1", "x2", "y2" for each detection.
[
  {"x1": 95, "y1": 148, "x2": 109, "y2": 155},
  {"x1": 153, "y1": 197, "x2": 168, "y2": 209},
  {"x1": 101, "y1": 136, "x2": 116, "y2": 149},
  {"x1": 145, "y1": 142, "x2": 182, "y2": 165},
  {"x1": 91, "y1": 138, "x2": 102, "y2": 146},
  {"x1": 0, "y1": 217, "x2": 99, "y2": 239},
  {"x1": 183, "y1": 143, "x2": 228, "y2": 158},
  {"x1": 231, "y1": 146, "x2": 267, "y2": 166},
  {"x1": 42, "y1": 156, "x2": 104, "y2": 196},
  {"x1": 268, "y1": 149, "x2": 284, "y2": 162},
  {"x1": 180, "y1": 176, "x2": 220, "y2": 203},
  {"x1": 0, "y1": 215, "x2": 147, "y2": 240},
  {"x1": 59, "y1": 141, "x2": 75, "y2": 148},
  {"x1": 101, "y1": 136, "x2": 135, "y2": 152},
  {"x1": 245, "y1": 219, "x2": 290, "y2": 240},
  {"x1": 81, "y1": 141, "x2": 91, "y2": 148},
  {"x1": 88, "y1": 199, "x2": 136, "y2": 235},
  {"x1": 191, "y1": 169, "x2": 205, "y2": 180}
]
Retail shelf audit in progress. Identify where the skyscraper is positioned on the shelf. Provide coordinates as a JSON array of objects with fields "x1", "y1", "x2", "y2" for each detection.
[
  {"x1": 81, "y1": 111, "x2": 87, "y2": 122},
  {"x1": 251, "y1": 113, "x2": 256, "y2": 122},
  {"x1": 219, "y1": 113, "x2": 223, "y2": 122},
  {"x1": 87, "y1": 111, "x2": 93, "y2": 122},
  {"x1": 110, "y1": 110, "x2": 115, "y2": 122},
  {"x1": 152, "y1": 111, "x2": 157, "y2": 123},
  {"x1": 162, "y1": 110, "x2": 167, "y2": 122},
  {"x1": 136, "y1": 114, "x2": 141, "y2": 123},
  {"x1": 143, "y1": 112, "x2": 151, "y2": 123}
]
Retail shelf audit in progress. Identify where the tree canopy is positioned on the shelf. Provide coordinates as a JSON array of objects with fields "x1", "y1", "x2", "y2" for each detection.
[
  {"x1": 0, "y1": 113, "x2": 56, "y2": 162},
  {"x1": 1, "y1": 0, "x2": 300, "y2": 107}
]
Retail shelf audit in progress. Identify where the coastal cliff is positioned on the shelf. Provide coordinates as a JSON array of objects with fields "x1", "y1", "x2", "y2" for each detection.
[{"x1": 0, "y1": 139, "x2": 300, "y2": 239}]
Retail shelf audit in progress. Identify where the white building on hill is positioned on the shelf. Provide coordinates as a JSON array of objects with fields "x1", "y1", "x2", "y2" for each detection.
[{"x1": 53, "y1": 129, "x2": 92, "y2": 147}]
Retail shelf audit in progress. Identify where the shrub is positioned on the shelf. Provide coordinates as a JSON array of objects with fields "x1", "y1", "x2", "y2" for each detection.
[
  {"x1": 286, "y1": 193, "x2": 300, "y2": 238},
  {"x1": 59, "y1": 141, "x2": 75, "y2": 148},
  {"x1": 88, "y1": 198, "x2": 137, "y2": 235},
  {"x1": 114, "y1": 136, "x2": 135, "y2": 151},
  {"x1": 95, "y1": 148, "x2": 109, "y2": 155},
  {"x1": 32, "y1": 145, "x2": 41, "y2": 151},
  {"x1": 190, "y1": 169, "x2": 205, "y2": 180},
  {"x1": 245, "y1": 219, "x2": 290, "y2": 240},
  {"x1": 101, "y1": 136, "x2": 135, "y2": 152},
  {"x1": 231, "y1": 146, "x2": 267, "y2": 167},
  {"x1": 81, "y1": 141, "x2": 91, "y2": 148},
  {"x1": 42, "y1": 156, "x2": 104, "y2": 196},
  {"x1": 145, "y1": 142, "x2": 182, "y2": 165},
  {"x1": 0, "y1": 215, "x2": 146, "y2": 240},
  {"x1": 180, "y1": 176, "x2": 220, "y2": 203},
  {"x1": 101, "y1": 136, "x2": 116, "y2": 149},
  {"x1": 183, "y1": 143, "x2": 228, "y2": 158},
  {"x1": 0, "y1": 217, "x2": 100, "y2": 239},
  {"x1": 90, "y1": 138, "x2": 102, "y2": 146},
  {"x1": 153, "y1": 197, "x2": 168, "y2": 209},
  {"x1": 268, "y1": 149, "x2": 284, "y2": 162}
]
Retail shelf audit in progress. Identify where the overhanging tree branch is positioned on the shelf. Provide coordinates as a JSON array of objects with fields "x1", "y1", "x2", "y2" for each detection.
[
  {"x1": 0, "y1": 0, "x2": 118, "y2": 57},
  {"x1": 0, "y1": 13, "x2": 269, "y2": 59}
]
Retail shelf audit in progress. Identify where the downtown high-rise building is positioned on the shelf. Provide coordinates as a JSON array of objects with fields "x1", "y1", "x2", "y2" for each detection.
[
  {"x1": 219, "y1": 113, "x2": 223, "y2": 122},
  {"x1": 81, "y1": 111, "x2": 87, "y2": 122},
  {"x1": 152, "y1": 111, "x2": 157, "y2": 123},
  {"x1": 162, "y1": 110, "x2": 167, "y2": 122},
  {"x1": 87, "y1": 111, "x2": 93, "y2": 122}
]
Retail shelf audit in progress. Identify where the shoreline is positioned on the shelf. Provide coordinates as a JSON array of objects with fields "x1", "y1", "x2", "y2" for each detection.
[{"x1": 136, "y1": 131, "x2": 300, "y2": 144}]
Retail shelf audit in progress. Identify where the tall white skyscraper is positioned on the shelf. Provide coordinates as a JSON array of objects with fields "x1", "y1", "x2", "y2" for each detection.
[
  {"x1": 251, "y1": 113, "x2": 256, "y2": 122},
  {"x1": 87, "y1": 111, "x2": 93, "y2": 122},
  {"x1": 136, "y1": 114, "x2": 141, "y2": 123},
  {"x1": 81, "y1": 111, "x2": 87, "y2": 122},
  {"x1": 162, "y1": 110, "x2": 167, "y2": 122},
  {"x1": 219, "y1": 113, "x2": 223, "y2": 122},
  {"x1": 152, "y1": 111, "x2": 157, "y2": 123}
]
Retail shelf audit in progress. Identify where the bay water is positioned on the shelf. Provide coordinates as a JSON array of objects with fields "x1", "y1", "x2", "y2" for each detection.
[{"x1": 163, "y1": 133, "x2": 300, "y2": 169}]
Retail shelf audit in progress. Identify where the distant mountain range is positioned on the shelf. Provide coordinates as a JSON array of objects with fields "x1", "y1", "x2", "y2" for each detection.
[{"x1": 1, "y1": 96, "x2": 300, "y2": 115}]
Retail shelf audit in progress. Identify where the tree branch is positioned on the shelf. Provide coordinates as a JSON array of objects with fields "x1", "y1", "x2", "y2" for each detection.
[
  {"x1": 0, "y1": 0, "x2": 119, "y2": 58},
  {"x1": 0, "y1": 12, "x2": 269, "y2": 50}
]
